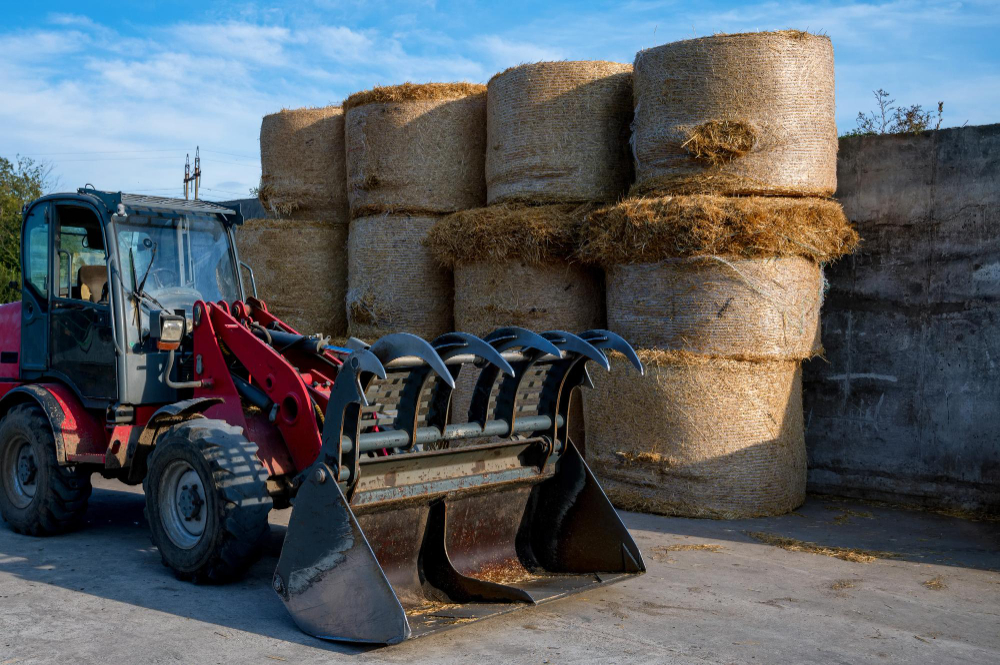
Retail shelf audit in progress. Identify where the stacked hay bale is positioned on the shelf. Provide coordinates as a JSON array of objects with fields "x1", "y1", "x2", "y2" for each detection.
[
  {"x1": 240, "y1": 106, "x2": 349, "y2": 335},
  {"x1": 343, "y1": 82, "x2": 487, "y2": 340},
  {"x1": 579, "y1": 31, "x2": 859, "y2": 518},
  {"x1": 428, "y1": 61, "x2": 633, "y2": 435}
]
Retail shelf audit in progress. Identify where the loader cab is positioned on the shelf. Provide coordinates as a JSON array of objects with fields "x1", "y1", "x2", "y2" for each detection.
[
  {"x1": 21, "y1": 199, "x2": 117, "y2": 404},
  {"x1": 19, "y1": 190, "x2": 244, "y2": 409}
]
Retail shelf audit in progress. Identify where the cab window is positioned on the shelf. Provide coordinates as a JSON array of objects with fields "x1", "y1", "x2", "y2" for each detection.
[
  {"x1": 23, "y1": 207, "x2": 49, "y2": 297},
  {"x1": 54, "y1": 206, "x2": 108, "y2": 303}
]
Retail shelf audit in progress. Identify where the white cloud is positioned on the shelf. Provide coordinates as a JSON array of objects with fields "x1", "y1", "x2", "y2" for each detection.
[
  {"x1": 0, "y1": 2, "x2": 996, "y2": 197},
  {"x1": 474, "y1": 36, "x2": 566, "y2": 68},
  {"x1": 168, "y1": 21, "x2": 297, "y2": 67},
  {"x1": 311, "y1": 25, "x2": 377, "y2": 63}
]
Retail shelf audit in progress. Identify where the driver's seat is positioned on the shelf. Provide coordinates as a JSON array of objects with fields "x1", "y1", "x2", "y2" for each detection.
[{"x1": 78, "y1": 265, "x2": 108, "y2": 303}]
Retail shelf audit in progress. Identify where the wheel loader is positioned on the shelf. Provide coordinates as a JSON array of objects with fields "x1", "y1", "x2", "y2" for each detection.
[{"x1": 0, "y1": 188, "x2": 645, "y2": 644}]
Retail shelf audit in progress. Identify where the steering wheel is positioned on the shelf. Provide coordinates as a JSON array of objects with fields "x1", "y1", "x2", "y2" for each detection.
[{"x1": 149, "y1": 268, "x2": 179, "y2": 289}]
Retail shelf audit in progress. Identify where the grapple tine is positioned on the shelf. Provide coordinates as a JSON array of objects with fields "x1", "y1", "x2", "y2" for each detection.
[
  {"x1": 369, "y1": 332, "x2": 455, "y2": 389},
  {"x1": 542, "y1": 330, "x2": 611, "y2": 372},
  {"x1": 332, "y1": 348, "x2": 386, "y2": 410},
  {"x1": 431, "y1": 332, "x2": 516, "y2": 377},
  {"x1": 580, "y1": 329, "x2": 644, "y2": 375},
  {"x1": 345, "y1": 336, "x2": 370, "y2": 352},
  {"x1": 427, "y1": 332, "x2": 516, "y2": 430},
  {"x1": 483, "y1": 326, "x2": 562, "y2": 357}
]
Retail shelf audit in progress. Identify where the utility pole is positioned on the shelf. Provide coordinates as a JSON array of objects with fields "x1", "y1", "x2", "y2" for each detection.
[
  {"x1": 194, "y1": 147, "x2": 202, "y2": 200},
  {"x1": 183, "y1": 147, "x2": 202, "y2": 200}
]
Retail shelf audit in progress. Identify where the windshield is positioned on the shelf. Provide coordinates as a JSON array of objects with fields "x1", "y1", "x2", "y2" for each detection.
[{"x1": 115, "y1": 212, "x2": 239, "y2": 314}]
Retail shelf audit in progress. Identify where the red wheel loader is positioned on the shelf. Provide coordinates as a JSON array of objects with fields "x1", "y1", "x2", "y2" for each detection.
[{"x1": 0, "y1": 188, "x2": 645, "y2": 644}]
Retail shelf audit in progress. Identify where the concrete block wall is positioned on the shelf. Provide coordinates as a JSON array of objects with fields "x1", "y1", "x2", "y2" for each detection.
[{"x1": 803, "y1": 123, "x2": 1000, "y2": 513}]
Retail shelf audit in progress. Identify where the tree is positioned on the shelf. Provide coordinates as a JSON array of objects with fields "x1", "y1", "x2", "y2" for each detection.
[
  {"x1": 0, "y1": 156, "x2": 49, "y2": 303},
  {"x1": 843, "y1": 89, "x2": 944, "y2": 137}
]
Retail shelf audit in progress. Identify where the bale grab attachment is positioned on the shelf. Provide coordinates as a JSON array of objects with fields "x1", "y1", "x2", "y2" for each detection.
[{"x1": 273, "y1": 327, "x2": 646, "y2": 644}]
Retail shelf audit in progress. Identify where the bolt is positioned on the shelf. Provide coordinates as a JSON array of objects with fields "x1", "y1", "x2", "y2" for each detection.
[
  {"x1": 17, "y1": 454, "x2": 36, "y2": 485},
  {"x1": 179, "y1": 483, "x2": 204, "y2": 520},
  {"x1": 273, "y1": 575, "x2": 284, "y2": 594},
  {"x1": 313, "y1": 467, "x2": 327, "y2": 484}
]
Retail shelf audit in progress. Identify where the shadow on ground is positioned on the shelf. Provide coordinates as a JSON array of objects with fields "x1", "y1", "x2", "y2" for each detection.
[
  {"x1": 1, "y1": 481, "x2": 997, "y2": 657},
  {"x1": 624, "y1": 493, "x2": 1000, "y2": 573},
  {"x1": 0, "y1": 483, "x2": 370, "y2": 655}
]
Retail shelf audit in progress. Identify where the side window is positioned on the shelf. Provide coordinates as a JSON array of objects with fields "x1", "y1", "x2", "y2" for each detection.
[
  {"x1": 55, "y1": 208, "x2": 108, "y2": 303},
  {"x1": 23, "y1": 207, "x2": 49, "y2": 296}
]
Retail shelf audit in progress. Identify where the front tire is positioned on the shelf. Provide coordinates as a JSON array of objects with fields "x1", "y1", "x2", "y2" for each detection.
[
  {"x1": 144, "y1": 419, "x2": 272, "y2": 583},
  {"x1": 0, "y1": 403, "x2": 92, "y2": 535}
]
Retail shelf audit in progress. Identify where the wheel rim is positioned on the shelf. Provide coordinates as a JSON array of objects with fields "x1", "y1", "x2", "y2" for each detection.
[
  {"x1": 158, "y1": 460, "x2": 208, "y2": 550},
  {"x1": 3, "y1": 437, "x2": 36, "y2": 509}
]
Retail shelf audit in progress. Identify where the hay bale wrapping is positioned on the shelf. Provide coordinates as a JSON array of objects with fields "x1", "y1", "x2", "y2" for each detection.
[
  {"x1": 607, "y1": 257, "x2": 823, "y2": 359},
  {"x1": 585, "y1": 350, "x2": 807, "y2": 519},
  {"x1": 258, "y1": 107, "x2": 348, "y2": 220},
  {"x1": 486, "y1": 61, "x2": 633, "y2": 205},
  {"x1": 631, "y1": 31, "x2": 837, "y2": 197},
  {"x1": 235, "y1": 219, "x2": 348, "y2": 335},
  {"x1": 344, "y1": 82, "x2": 487, "y2": 217},
  {"x1": 347, "y1": 214, "x2": 453, "y2": 340}
]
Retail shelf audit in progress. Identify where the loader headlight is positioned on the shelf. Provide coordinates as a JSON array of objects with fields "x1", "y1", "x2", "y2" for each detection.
[{"x1": 152, "y1": 311, "x2": 186, "y2": 351}]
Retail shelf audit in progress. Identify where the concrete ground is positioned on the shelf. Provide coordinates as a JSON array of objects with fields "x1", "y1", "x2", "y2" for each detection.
[{"x1": 0, "y1": 478, "x2": 997, "y2": 665}]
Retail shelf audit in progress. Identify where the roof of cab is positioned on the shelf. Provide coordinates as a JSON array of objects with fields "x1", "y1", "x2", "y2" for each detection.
[{"x1": 26, "y1": 188, "x2": 244, "y2": 224}]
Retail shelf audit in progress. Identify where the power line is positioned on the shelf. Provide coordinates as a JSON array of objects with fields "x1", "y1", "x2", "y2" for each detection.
[
  {"x1": 201, "y1": 149, "x2": 258, "y2": 160},
  {"x1": 47, "y1": 156, "x2": 259, "y2": 165},
  {"x1": 26, "y1": 148, "x2": 188, "y2": 156},
  {"x1": 24, "y1": 148, "x2": 260, "y2": 162},
  {"x1": 201, "y1": 187, "x2": 249, "y2": 197}
]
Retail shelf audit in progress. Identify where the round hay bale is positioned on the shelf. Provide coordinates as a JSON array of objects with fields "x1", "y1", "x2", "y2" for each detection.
[
  {"x1": 258, "y1": 107, "x2": 348, "y2": 221},
  {"x1": 608, "y1": 257, "x2": 824, "y2": 359},
  {"x1": 454, "y1": 261, "x2": 604, "y2": 337},
  {"x1": 584, "y1": 350, "x2": 806, "y2": 518},
  {"x1": 486, "y1": 61, "x2": 633, "y2": 205},
  {"x1": 426, "y1": 203, "x2": 605, "y2": 336},
  {"x1": 577, "y1": 195, "x2": 858, "y2": 265},
  {"x1": 632, "y1": 31, "x2": 836, "y2": 197},
  {"x1": 344, "y1": 83, "x2": 487, "y2": 217},
  {"x1": 347, "y1": 214, "x2": 453, "y2": 340},
  {"x1": 235, "y1": 219, "x2": 348, "y2": 335}
]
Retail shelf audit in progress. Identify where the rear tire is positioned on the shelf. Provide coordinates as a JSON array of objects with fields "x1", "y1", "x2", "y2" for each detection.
[
  {"x1": 144, "y1": 419, "x2": 272, "y2": 584},
  {"x1": 0, "y1": 403, "x2": 92, "y2": 535}
]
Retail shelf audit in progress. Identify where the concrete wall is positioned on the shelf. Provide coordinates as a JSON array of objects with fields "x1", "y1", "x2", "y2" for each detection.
[{"x1": 803, "y1": 123, "x2": 1000, "y2": 513}]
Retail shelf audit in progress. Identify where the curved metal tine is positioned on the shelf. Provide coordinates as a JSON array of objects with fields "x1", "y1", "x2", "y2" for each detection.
[
  {"x1": 346, "y1": 336, "x2": 370, "y2": 352},
  {"x1": 483, "y1": 326, "x2": 561, "y2": 357},
  {"x1": 338, "y1": 349, "x2": 387, "y2": 407},
  {"x1": 541, "y1": 330, "x2": 611, "y2": 372},
  {"x1": 432, "y1": 332, "x2": 515, "y2": 376},
  {"x1": 580, "y1": 329, "x2": 644, "y2": 375},
  {"x1": 369, "y1": 333, "x2": 456, "y2": 389}
]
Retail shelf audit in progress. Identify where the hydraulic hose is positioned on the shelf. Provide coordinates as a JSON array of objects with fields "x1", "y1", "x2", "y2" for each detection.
[{"x1": 162, "y1": 348, "x2": 205, "y2": 389}]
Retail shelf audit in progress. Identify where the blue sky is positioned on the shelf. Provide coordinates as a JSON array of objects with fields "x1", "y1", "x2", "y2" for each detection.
[{"x1": 1, "y1": 1, "x2": 997, "y2": 201}]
